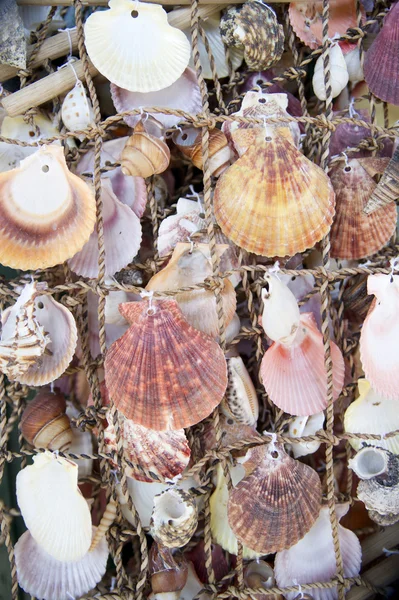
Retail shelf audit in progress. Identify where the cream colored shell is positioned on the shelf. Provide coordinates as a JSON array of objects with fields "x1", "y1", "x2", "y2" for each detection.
[
  {"x1": 61, "y1": 81, "x2": 95, "y2": 135},
  {"x1": 312, "y1": 44, "x2": 349, "y2": 101}
]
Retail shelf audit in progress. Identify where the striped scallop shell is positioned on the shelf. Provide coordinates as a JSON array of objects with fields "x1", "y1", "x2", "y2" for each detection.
[
  {"x1": 150, "y1": 488, "x2": 198, "y2": 548},
  {"x1": 214, "y1": 128, "x2": 335, "y2": 257},
  {"x1": 227, "y1": 444, "x2": 322, "y2": 554},
  {"x1": 104, "y1": 298, "x2": 227, "y2": 430},
  {"x1": 329, "y1": 158, "x2": 397, "y2": 260}
]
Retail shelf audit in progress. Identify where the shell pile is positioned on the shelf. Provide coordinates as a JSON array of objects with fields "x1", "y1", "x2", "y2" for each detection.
[{"x1": 0, "y1": 1, "x2": 399, "y2": 599}]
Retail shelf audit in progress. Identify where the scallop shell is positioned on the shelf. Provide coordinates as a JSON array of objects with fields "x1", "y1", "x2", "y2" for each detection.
[
  {"x1": 172, "y1": 127, "x2": 233, "y2": 177},
  {"x1": 359, "y1": 274, "x2": 399, "y2": 398},
  {"x1": 227, "y1": 443, "x2": 322, "y2": 554},
  {"x1": 84, "y1": 0, "x2": 190, "y2": 92},
  {"x1": 21, "y1": 389, "x2": 72, "y2": 452},
  {"x1": 110, "y1": 68, "x2": 202, "y2": 129},
  {"x1": 344, "y1": 379, "x2": 399, "y2": 454},
  {"x1": 104, "y1": 412, "x2": 190, "y2": 482},
  {"x1": 329, "y1": 157, "x2": 397, "y2": 259},
  {"x1": 329, "y1": 109, "x2": 371, "y2": 158},
  {"x1": 121, "y1": 119, "x2": 170, "y2": 178},
  {"x1": 275, "y1": 504, "x2": 362, "y2": 600},
  {"x1": 16, "y1": 451, "x2": 92, "y2": 561},
  {"x1": 214, "y1": 127, "x2": 335, "y2": 257},
  {"x1": 75, "y1": 137, "x2": 147, "y2": 219},
  {"x1": 221, "y1": 356, "x2": 259, "y2": 427},
  {"x1": 288, "y1": 412, "x2": 325, "y2": 459},
  {"x1": 150, "y1": 488, "x2": 198, "y2": 548},
  {"x1": 104, "y1": 298, "x2": 227, "y2": 430},
  {"x1": 364, "y1": 2, "x2": 399, "y2": 105},
  {"x1": 0, "y1": 0, "x2": 26, "y2": 69},
  {"x1": 349, "y1": 446, "x2": 389, "y2": 480},
  {"x1": 261, "y1": 274, "x2": 301, "y2": 344},
  {"x1": 61, "y1": 81, "x2": 95, "y2": 135},
  {"x1": 15, "y1": 528, "x2": 108, "y2": 600},
  {"x1": 0, "y1": 145, "x2": 96, "y2": 270},
  {"x1": 68, "y1": 178, "x2": 142, "y2": 278},
  {"x1": 260, "y1": 312, "x2": 345, "y2": 416},
  {"x1": 312, "y1": 44, "x2": 349, "y2": 101},
  {"x1": 146, "y1": 243, "x2": 237, "y2": 338}
]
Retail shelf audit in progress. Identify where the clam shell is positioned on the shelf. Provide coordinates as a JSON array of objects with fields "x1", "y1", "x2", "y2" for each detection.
[
  {"x1": 227, "y1": 444, "x2": 322, "y2": 554},
  {"x1": 214, "y1": 128, "x2": 335, "y2": 257},
  {"x1": 0, "y1": 0, "x2": 26, "y2": 69},
  {"x1": 260, "y1": 312, "x2": 345, "y2": 416},
  {"x1": 68, "y1": 178, "x2": 142, "y2": 278},
  {"x1": 150, "y1": 488, "x2": 198, "y2": 548},
  {"x1": 364, "y1": 3, "x2": 399, "y2": 105},
  {"x1": 110, "y1": 68, "x2": 202, "y2": 129},
  {"x1": 104, "y1": 298, "x2": 227, "y2": 430},
  {"x1": 21, "y1": 389, "x2": 72, "y2": 452},
  {"x1": 0, "y1": 145, "x2": 96, "y2": 270},
  {"x1": 15, "y1": 528, "x2": 108, "y2": 600},
  {"x1": 329, "y1": 158, "x2": 396, "y2": 259},
  {"x1": 288, "y1": 412, "x2": 325, "y2": 459},
  {"x1": 61, "y1": 81, "x2": 95, "y2": 134},
  {"x1": 16, "y1": 451, "x2": 92, "y2": 561},
  {"x1": 222, "y1": 356, "x2": 259, "y2": 427},
  {"x1": 275, "y1": 504, "x2": 361, "y2": 600},
  {"x1": 312, "y1": 44, "x2": 349, "y2": 101},
  {"x1": 84, "y1": 0, "x2": 190, "y2": 92}
]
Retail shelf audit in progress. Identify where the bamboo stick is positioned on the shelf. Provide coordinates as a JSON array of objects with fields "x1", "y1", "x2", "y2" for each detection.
[
  {"x1": 1, "y1": 59, "x2": 99, "y2": 117},
  {"x1": 168, "y1": 5, "x2": 220, "y2": 28},
  {"x1": 347, "y1": 555, "x2": 399, "y2": 600},
  {"x1": 0, "y1": 30, "x2": 78, "y2": 83}
]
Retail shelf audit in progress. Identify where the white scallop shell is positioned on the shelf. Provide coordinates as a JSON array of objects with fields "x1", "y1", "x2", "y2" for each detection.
[
  {"x1": 84, "y1": 0, "x2": 191, "y2": 92},
  {"x1": 288, "y1": 412, "x2": 325, "y2": 458},
  {"x1": 16, "y1": 451, "x2": 92, "y2": 561},
  {"x1": 105, "y1": 288, "x2": 130, "y2": 326},
  {"x1": 312, "y1": 44, "x2": 349, "y2": 101},
  {"x1": 261, "y1": 274, "x2": 301, "y2": 344},
  {"x1": 61, "y1": 81, "x2": 95, "y2": 135},
  {"x1": 15, "y1": 528, "x2": 108, "y2": 600}
]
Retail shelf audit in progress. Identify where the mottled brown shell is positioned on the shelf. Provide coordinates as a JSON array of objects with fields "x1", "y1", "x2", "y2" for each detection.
[
  {"x1": 121, "y1": 120, "x2": 170, "y2": 178},
  {"x1": 227, "y1": 444, "x2": 322, "y2": 553},
  {"x1": 364, "y1": 146, "x2": 399, "y2": 214},
  {"x1": 104, "y1": 298, "x2": 227, "y2": 430},
  {"x1": 21, "y1": 390, "x2": 72, "y2": 452},
  {"x1": 342, "y1": 275, "x2": 373, "y2": 323},
  {"x1": 149, "y1": 544, "x2": 188, "y2": 593},
  {"x1": 172, "y1": 127, "x2": 233, "y2": 177},
  {"x1": 150, "y1": 488, "x2": 198, "y2": 548}
]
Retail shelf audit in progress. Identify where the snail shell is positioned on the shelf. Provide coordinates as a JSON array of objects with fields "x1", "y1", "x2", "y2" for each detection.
[
  {"x1": 20, "y1": 389, "x2": 72, "y2": 452},
  {"x1": 150, "y1": 488, "x2": 198, "y2": 548},
  {"x1": 121, "y1": 119, "x2": 170, "y2": 178},
  {"x1": 172, "y1": 127, "x2": 233, "y2": 177},
  {"x1": 149, "y1": 542, "x2": 188, "y2": 598}
]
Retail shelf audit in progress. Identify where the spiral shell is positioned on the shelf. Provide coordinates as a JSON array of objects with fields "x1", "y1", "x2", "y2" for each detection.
[
  {"x1": 121, "y1": 119, "x2": 170, "y2": 178},
  {"x1": 312, "y1": 44, "x2": 349, "y2": 101},
  {"x1": 21, "y1": 389, "x2": 72, "y2": 452},
  {"x1": 90, "y1": 498, "x2": 117, "y2": 551},
  {"x1": 172, "y1": 127, "x2": 233, "y2": 177},
  {"x1": 150, "y1": 488, "x2": 198, "y2": 548}
]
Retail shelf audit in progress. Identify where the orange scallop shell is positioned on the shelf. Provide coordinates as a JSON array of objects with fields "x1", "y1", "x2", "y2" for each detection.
[{"x1": 104, "y1": 298, "x2": 227, "y2": 430}]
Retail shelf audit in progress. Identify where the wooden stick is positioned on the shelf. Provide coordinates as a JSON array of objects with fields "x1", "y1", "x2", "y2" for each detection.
[
  {"x1": 347, "y1": 554, "x2": 399, "y2": 600},
  {"x1": 168, "y1": 5, "x2": 220, "y2": 29},
  {"x1": 360, "y1": 522, "x2": 399, "y2": 568},
  {"x1": 0, "y1": 30, "x2": 78, "y2": 83},
  {"x1": 1, "y1": 59, "x2": 99, "y2": 117}
]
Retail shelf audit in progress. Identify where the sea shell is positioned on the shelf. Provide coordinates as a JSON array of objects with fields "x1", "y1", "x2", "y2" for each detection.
[
  {"x1": 244, "y1": 561, "x2": 282, "y2": 600},
  {"x1": 104, "y1": 298, "x2": 227, "y2": 429},
  {"x1": 104, "y1": 287, "x2": 138, "y2": 326},
  {"x1": 312, "y1": 44, "x2": 349, "y2": 101},
  {"x1": 61, "y1": 80, "x2": 95, "y2": 135},
  {"x1": 0, "y1": 145, "x2": 96, "y2": 270},
  {"x1": 75, "y1": 137, "x2": 147, "y2": 219},
  {"x1": 0, "y1": 0, "x2": 26, "y2": 69},
  {"x1": 344, "y1": 378, "x2": 399, "y2": 454},
  {"x1": 183, "y1": 14, "x2": 243, "y2": 80},
  {"x1": 340, "y1": 41, "x2": 364, "y2": 84},
  {"x1": 359, "y1": 274, "x2": 399, "y2": 398},
  {"x1": 149, "y1": 543, "x2": 188, "y2": 599},
  {"x1": 349, "y1": 446, "x2": 389, "y2": 480},
  {"x1": 364, "y1": 2, "x2": 399, "y2": 105},
  {"x1": 260, "y1": 312, "x2": 345, "y2": 416},
  {"x1": 110, "y1": 68, "x2": 202, "y2": 129},
  {"x1": 214, "y1": 127, "x2": 335, "y2": 257},
  {"x1": 221, "y1": 356, "x2": 259, "y2": 427},
  {"x1": 288, "y1": 412, "x2": 325, "y2": 459},
  {"x1": 220, "y1": 1, "x2": 284, "y2": 71},
  {"x1": 16, "y1": 451, "x2": 92, "y2": 561},
  {"x1": 227, "y1": 443, "x2": 322, "y2": 554},
  {"x1": 150, "y1": 488, "x2": 198, "y2": 548},
  {"x1": 241, "y1": 73, "x2": 303, "y2": 121},
  {"x1": 329, "y1": 109, "x2": 372, "y2": 158},
  {"x1": 66, "y1": 404, "x2": 94, "y2": 480},
  {"x1": 275, "y1": 504, "x2": 362, "y2": 600},
  {"x1": 15, "y1": 528, "x2": 108, "y2": 600},
  {"x1": 329, "y1": 157, "x2": 397, "y2": 259},
  {"x1": 157, "y1": 197, "x2": 206, "y2": 257},
  {"x1": 84, "y1": 0, "x2": 191, "y2": 93},
  {"x1": 185, "y1": 540, "x2": 230, "y2": 585},
  {"x1": 342, "y1": 275, "x2": 373, "y2": 323},
  {"x1": 367, "y1": 509, "x2": 399, "y2": 527},
  {"x1": 146, "y1": 243, "x2": 237, "y2": 338},
  {"x1": 363, "y1": 146, "x2": 399, "y2": 215},
  {"x1": 356, "y1": 452, "x2": 399, "y2": 516},
  {"x1": 90, "y1": 498, "x2": 117, "y2": 551},
  {"x1": 172, "y1": 127, "x2": 233, "y2": 177},
  {"x1": 289, "y1": 0, "x2": 361, "y2": 50},
  {"x1": 121, "y1": 119, "x2": 170, "y2": 178},
  {"x1": 68, "y1": 178, "x2": 142, "y2": 278},
  {"x1": 261, "y1": 274, "x2": 301, "y2": 344},
  {"x1": 104, "y1": 411, "x2": 190, "y2": 482},
  {"x1": 21, "y1": 389, "x2": 72, "y2": 452}
]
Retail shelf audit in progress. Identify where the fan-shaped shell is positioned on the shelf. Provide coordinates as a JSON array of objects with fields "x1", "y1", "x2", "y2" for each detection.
[
  {"x1": 68, "y1": 178, "x2": 142, "y2": 278},
  {"x1": 329, "y1": 158, "x2": 397, "y2": 259},
  {"x1": 261, "y1": 274, "x2": 301, "y2": 344},
  {"x1": 214, "y1": 128, "x2": 335, "y2": 257},
  {"x1": 146, "y1": 243, "x2": 236, "y2": 338},
  {"x1": 150, "y1": 488, "x2": 198, "y2": 548},
  {"x1": 364, "y1": 2, "x2": 399, "y2": 105},
  {"x1": 21, "y1": 389, "x2": 72, "y2": 452},
  {"x1": 121, "y1": 119, "x2": 170, "y2": 178},
  {"x1": 104, "y1": 298, "x2": 227, "y2": 430},
  {"x1": 312, "y1": 44, "x2": 349, "y2": 101},
  {"x1": 61, "y1": 81, "x2": 94, "y2": 134},
  {"x1": 329, "y1": 109, "x2": 371, "y2": 158},
  {"x1": 227, "y1": 444, "x2": 322, "y2": 554},
  {"x1": 15, "y1": 528, "x2": 108, "y2": 600},
  {"x1": 84, "y1": 0, "x2": 190, "y2": 93},
  {"x1": 16, "y1": 451, "x2": 92, "y2": 561},
  {"x1": 221, "y1": 356, "x2": 259, "y2": 427},
  {"x1": 110, "y1": 68, "x2": 202, "y2": 129},
  {"x1": 260, "y1": 312, "x2": 345, "y2": 416},
  {"x1": 0, "y1": 145, "x2": 96, "y2": 270},
  {"x1": 275, "y1": 504, "x2": 361, "y2": 600}
]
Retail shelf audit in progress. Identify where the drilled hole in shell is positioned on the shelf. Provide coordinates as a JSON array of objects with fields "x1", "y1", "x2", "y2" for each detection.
[
  {"x1": 131, "y1": 10, "x2": 139, "y2": 18},
  {"x1": 181, "y1": 133, "x2": 188, "y2": 141},
  {"x1": 344, "y1": 166, "x2": 351, "y2": 173},
  {"x1": 265, "y1": 136, "x2": 272, "y2": 142},
  {"x1": 147, "y1": 308, "x2": 156, "y2": 316},
  {"x1": 37, "y1": 301, "x2": 44, "y2": 309},
  {"x1": 258, "y1": 98, "x2": 267, "y2": 104},
  {"x1": 271, "y1": 450, "x2": 279, "y2": 459},
  {"x1": 42, "y1": 165, "x2": 49, "y2": 173}
]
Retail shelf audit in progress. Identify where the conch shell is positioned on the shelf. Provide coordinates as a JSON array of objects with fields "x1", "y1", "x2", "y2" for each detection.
[
  {"x1": 21, "y1": 389, "x2": 73, "y2": 452},
  {"x1": 121, "y1": 118, "x2": 170, "y2": 178}
]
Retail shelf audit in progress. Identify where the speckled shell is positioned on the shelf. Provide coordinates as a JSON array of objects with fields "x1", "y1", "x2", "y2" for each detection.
[
  {"x1": 150, "y1": 488, "x2": 198, "y2": 548},
  {"x1": 227, "y1": 444, "x2": 322, "y2": 554},
  {"x1": 21, "y1": 390, "x2": 72, "y2": 452},
  {"x1": 367, "y1": 509, "x2": 399, "y2": 527},
  {"x1": 0, "y1": 0, "x2": 26, "y2": 69},
  {"x1": 221, "y1": 356, "x2": 259, "y2": 426},
  {"x1": 121, "y1": 120, "x2": 170, "y2": 178},
  {"x1": 220, "y1": 1, "x2": 284, "y2": 71},
  {"x1": 104, "y1": 298, "x2": 227, "y2": 430},
  {"x1": 329, "y1": 157, "x2": 397, "y2": 259},
  {"x1": 61, "y1": 81, "x2": 94, "y2": 134},
  {"x1": 0, "y1": 145, "x2": 96, "y2": 270},
  {"x1": 357, "y1": 452, "x2": 399, "y2": 515},
  {"x1": 363, "y1": 146, "x2": 399, "y2": 214},
  {"x1": 342, "y1": 275, "x2": 373, "y2": 323},
  {"x1": 172, "y1": 127, "x2": 233, "y2": 177},
  {"x1": 214, "y1": 128, "x2": 335, "y2": 257}
]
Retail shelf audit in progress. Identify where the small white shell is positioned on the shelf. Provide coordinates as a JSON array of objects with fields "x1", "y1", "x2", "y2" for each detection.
[
  {"x1": 150, "y1": 488, "x2": 198, "y2": 548},
  {"x1": 312, "y1": 44, "x2": 349, "y2": 101},
  {"x1": 289, "y1": 412, "x2": 325, "y2": 458},
  {"x1": 261, "y1": 274, "x2": 301, "y2": 344},
  {"x1": 61, "y1": 81, "x2": 94, "y2": 135},
  {"x1": 349, "y1": 446, "x2": 389, "y2": 480},
  {"x1": 344, "y1": 46, "x2": 364, "y2": 83},
  {"x1": 66, "y1": 404, "x2": 94, "y2": 480}
]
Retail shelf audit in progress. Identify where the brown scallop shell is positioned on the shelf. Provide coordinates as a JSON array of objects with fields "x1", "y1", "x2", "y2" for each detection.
[
  {"x1": 121, "y1": 119, "x2": 170, "y2": 178},
  {"x1": 227, "y1": 443, "x2": 322, "y2": 554},
  {"x1": 329, "y1": 157, "x2": 397, "y2": 259},
  {"x1": 104, "y1": 298, "x2": 227, "y2": 430},
  {"x1": 21, "y1": 389, "x2": 72, "y2": 452}
]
